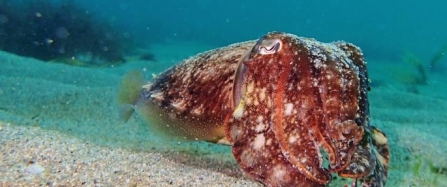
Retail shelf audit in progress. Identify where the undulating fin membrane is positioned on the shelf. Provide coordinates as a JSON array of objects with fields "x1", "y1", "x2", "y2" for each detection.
[{"x1": 116, "y1": 70, "x2": 146, "y2": 121}]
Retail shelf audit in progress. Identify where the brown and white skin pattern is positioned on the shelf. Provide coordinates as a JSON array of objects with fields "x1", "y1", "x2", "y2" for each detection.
[
  {"x1": 131, "y1": 41, "x2": 256, "y2": 142},
  {"x1": 118, "y1": 32, "x2": 390, "y2": 187}
]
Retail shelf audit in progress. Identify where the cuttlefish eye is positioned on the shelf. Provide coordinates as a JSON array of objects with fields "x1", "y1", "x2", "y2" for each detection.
[
  {"x1": 232, "y1": 38, "x2": 282, "y2": 108},
  {"x1": 256, "y1": 38, "x2": 282, "y2": 55}
]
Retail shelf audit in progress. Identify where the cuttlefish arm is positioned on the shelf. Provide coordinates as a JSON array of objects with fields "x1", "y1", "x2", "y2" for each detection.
[
  {"x1": 224, "y1": 32, "x2": 386, "y2": 186},
  {"x1": 225, "y1": 34, "x2": 330, "y2": 186}
]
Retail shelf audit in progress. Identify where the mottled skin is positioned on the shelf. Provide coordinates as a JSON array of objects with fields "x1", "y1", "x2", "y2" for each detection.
[
  {"x1": 133, "y1": 41, "x2": 255, "y2": 142},
  {"x1": 118, "y1": 32, "x2": 390, "y2": 187}
]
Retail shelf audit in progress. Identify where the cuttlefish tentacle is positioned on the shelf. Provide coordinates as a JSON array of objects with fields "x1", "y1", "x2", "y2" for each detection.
[
  {"x1": 228, "y1": 108, "x2": 323, "y2": 187},
  {"x1": 329, "y1": 43, "x2": 379, "y2": 181},
  {"x1": 314, "y1": 44, "x2": 364, "y2": 172},
  {"x1": 338, "y1": 131, "x2": 376, "y2": 178},
  {"x1": 356, "y1": 127, "x2": 389, "y2": 187},
  {"x1": 271, "y1": 39, "x2": 332, "y2": 184},
  {"x1": 226, "y1": 42, "x2": 323, "y2": 186}
]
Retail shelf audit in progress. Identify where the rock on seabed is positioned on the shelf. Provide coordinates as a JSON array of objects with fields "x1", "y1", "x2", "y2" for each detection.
[{"x1": 25, "y1": 164, "x2": 45, "y2": 174}]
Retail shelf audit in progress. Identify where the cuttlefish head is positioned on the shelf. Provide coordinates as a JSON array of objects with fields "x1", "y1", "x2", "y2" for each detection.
[
  {"x1": 225, "y1": 32, "x2": 333, "y2": 186},
  {"x1": 231, "y1": 33, "x2": 283, "y2": 110},
  {"x1": 225, "y1": 31, "x2": 383, "y2": 186}
]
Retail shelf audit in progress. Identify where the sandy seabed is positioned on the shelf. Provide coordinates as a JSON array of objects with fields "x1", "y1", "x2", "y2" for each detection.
[{"x1": 0, "y1": 41, "x2": 446, "y2": 186}]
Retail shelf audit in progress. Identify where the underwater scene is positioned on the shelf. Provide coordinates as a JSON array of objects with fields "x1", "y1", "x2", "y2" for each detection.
[{"x1": 0, "y1": 0, "x2": 446, "y2": 186}]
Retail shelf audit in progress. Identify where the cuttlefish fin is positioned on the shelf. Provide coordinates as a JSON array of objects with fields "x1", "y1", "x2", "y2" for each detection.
[{"x1": 116, "y1": 70, "x2": 146, "y2": 121}]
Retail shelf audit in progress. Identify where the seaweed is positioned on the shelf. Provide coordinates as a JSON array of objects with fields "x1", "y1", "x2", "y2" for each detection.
[
  {"x1": 389, "y1": 40, "x2": 447, "y2": 87},
  {"x1": 429, "y1": 44, "x2": 447, "y2": 72},
  {"x1": 0, "y1": 0, "x2": 134, "y2": 66},
  {"x1": 399, "y1": 51, "x2": 428, "y2": 85},
  {"x1": 410, "y1": 155, "x2": 443, "y2": 185}
]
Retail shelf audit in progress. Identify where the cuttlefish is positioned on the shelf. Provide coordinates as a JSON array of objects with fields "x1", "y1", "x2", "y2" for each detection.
[{"x1": 117, "y1": 32, "x2": 390, "y2": 187}]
